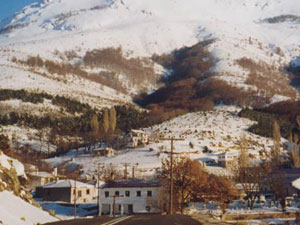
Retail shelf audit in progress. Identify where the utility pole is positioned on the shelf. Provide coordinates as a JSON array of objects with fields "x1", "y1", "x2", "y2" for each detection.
[
  {"x1": 74, "y1": 180, "x2": 77, "y2": 219},
  {"x1": 97, "y1": 163, "x2": 105, "y2": 216},
  {"x1": 160, "y1": 137, "x2": 184, "y2": 215}
]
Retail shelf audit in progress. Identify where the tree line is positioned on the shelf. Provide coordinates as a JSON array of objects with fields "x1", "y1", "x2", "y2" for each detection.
[
  {"x1": 136, "y1": 40, "x2": 267, "y2": 124},
  {"x1": 239, "y1": 100, "x2": 300, "y2": 138},
  {"x1": 0, "y1": 89, "x2": 91, "y2": 114}
]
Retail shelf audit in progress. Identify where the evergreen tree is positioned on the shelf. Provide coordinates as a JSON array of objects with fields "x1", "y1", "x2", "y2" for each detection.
[
  {"x1": 89, "y1": 113, "x2": 101, "y2": 146},
  {"x1": 102, "y1": 110, "x2": 109, "y2": 133},
  {"x1": 238, "y1": 136, "x2": 250, "y2": 169},
  {"x1": 109, "y1": 107, "x2": 117, "y2": 133},
  {"x1": 91, "y1": 114, "x2": 99, "y2": 134},
  {"x1": 272, "y1": 121, "x2": 281, "y2": 165}
]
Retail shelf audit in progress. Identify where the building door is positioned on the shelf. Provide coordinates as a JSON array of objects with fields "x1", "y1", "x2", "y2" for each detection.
[{"x1": 128, "y1": 204, "x2": 133, "y2": 214}]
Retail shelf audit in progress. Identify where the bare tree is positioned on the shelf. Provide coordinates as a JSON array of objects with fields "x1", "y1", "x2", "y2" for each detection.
[
  {"x1": 37, "y1": 128, "x2": 46, "y2": 152},
  {"x1": 288, "y1": 116, "x2": 300, "y2": 168},
  {"x1": 45, "y1": 128, "x2": 57, "y2": 155},
  {"x1": 102, "y1": 163, "x2": 122, "y2": 181},
  {"x1": 234, "y1": 136, "x2": 262, "y2": 210},
  {"x1": 263, "y1": 164, "x2": 289, "y2": 212},
  {"x1": 160, "y1": 157, "x2": 208, "y2": 212},
  {"x1": 289, "y1": 133, "x2": 300, "y2": 168},
  {"x1": 236, "y1": 166, "x2": 264, "y2": 210},
  {"x1": 206, "y1": 175, "x2": 239, "y2": 214}
]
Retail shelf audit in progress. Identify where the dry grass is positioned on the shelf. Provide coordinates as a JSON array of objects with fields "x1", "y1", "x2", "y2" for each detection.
[
  {"x1": 83, "y1": 47, "x2": 159, "y2": 87},
  {"x1": 236, "y1": 57, "x2": 297, "y2": 99},
  {"x1": 16, "y1": 47, "x2": 160, "y2": 94},
  {"x1": 224, "y1": 211, "x2": 296, "y2": 221}
]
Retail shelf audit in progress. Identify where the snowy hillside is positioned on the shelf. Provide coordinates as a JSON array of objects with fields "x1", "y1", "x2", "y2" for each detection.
[
  {"x1": 0, "y1": 0, "x2": 300, "y2": 101},
  {"x1": 0, "y1": 151, "x2": 58, "y2": 225},
  {"x1": 47, "y1": 106, "x2": 279, "y2": 178},
  {"x1": 0, "y1": 150, "x2": 26, "y2": 177},
  {"x1": 0, "y1": 191, "x2": 58, "y2": 225}
]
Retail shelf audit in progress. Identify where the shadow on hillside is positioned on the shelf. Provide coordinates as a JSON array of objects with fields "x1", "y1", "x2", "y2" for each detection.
[{"x1": 286, "y1": 56, "x2": 300, "y2": 88}]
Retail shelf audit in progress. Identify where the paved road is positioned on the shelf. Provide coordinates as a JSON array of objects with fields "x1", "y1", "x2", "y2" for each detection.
[
  {"x1": 116, "y1": 215, "x2": 203, "y2": 225},
  {"x1": 45, "y1": 215, "x2": 203, "y2": 225}
]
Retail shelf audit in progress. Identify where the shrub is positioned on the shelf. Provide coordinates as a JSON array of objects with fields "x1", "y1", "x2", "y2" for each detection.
[{"x1": 236, "y1": 57, "x2": 296, "y2": 99}]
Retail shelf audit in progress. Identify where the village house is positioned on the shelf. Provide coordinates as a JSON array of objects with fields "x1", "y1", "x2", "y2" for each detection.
[
  {"x1": 27, "y1": 170, "x2": 56, "y2": 191},
  {"x1": 24, "y1": 163, "x2": 38, "y2": 173},
  {"x1": 93, "y1": 147, "x2": 115, "y2": 157},
  {"x1": 126, "y1": 130, "x2": 149, "y2": 148},
  {"x1": 218, "y1": 151, "x2": 239, "y2": 169},
  {"x1": 36, "y1": 180, "x2": 96, "y2": 203},
  {"x1": 199, "y1": 158, "x2": 218, "y2": 167},
  {"x1": 87, "y1": 179, "x2": 105, "y2": 197},
  {"x1": 99, "y1": 179, "x2": 162, "y2": 215}
]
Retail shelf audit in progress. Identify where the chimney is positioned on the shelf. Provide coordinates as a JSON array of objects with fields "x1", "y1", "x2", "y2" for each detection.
[
  {"x1": 53, "y1": 167, "x2": 58, "y2": 177},
  {"x1": 111, "y1": 172, "x2": 115, "y2": 180}
]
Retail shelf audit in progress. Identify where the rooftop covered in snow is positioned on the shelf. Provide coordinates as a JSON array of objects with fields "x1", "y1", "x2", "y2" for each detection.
[{"x1": 43, "y1": 180, "x2": 94, "y2": 189}]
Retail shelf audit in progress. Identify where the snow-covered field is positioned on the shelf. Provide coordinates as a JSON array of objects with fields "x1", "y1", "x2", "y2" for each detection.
[
  {"x1": 188, "y1": 202, "x2": 298, "y2": 225},
  {"x1": 47, "y1": 106, "x2": 278, "y2": 178},
  {"x1": 40, "y1": 202, "x2": 97, "y2": 220}
]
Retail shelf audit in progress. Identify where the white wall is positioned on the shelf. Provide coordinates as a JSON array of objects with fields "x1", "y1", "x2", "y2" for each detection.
[{"x1": 100, "y1": 186, "x2": 161, "y2": 214}]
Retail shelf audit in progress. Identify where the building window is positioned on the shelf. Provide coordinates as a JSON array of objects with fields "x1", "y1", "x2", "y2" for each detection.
[
  {"x1": 119, "y1": 205, "x2": 121, "y2": 211},
  {"x1": 115, "y1": 191, "x2": 120, "y2": 196},
  {"x1": 125, "y1": 191, "x2": 130, "y2": 197},
  {"x1": 136, "y1": 191, "x2": 141, "y2": 197},
  {"x1": 78, "y1": 190, "x2": 82, "y2": 198},
  {"x1": 147, "y1": 191, "x2": 152, "y2": 197},
  {"x1": 146, "y1": 206, "x2": 151, "y2": 212},
  {"x1": 86, "y1": 189, "x2": 90, "y2": 195},
  {"x1": 105, "y1": 191, "x2": 109, "y2": 198}
]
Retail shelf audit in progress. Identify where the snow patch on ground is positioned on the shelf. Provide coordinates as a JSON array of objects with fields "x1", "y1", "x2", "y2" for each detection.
[
  {"x1": 1, "y1": 125, "x2": 58, "y2": 153},
  {"x1": 0, "y1": 191, "x2": 58, "y2": 225},
  {"x1": 0, "y1": 151, "x2": 26, "y2": 177}
]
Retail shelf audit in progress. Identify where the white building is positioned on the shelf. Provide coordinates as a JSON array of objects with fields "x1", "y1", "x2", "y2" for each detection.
[
  {"x1": 36, "y1": 180, "x2": 96, "y2": 203},
  {"x1": 126, "y1": 130, "x2": 149, "y2": 148},
  {"x1": 93, "y1": 147, "x2": 115, "y2": 157},
  {"x1": 27, "y1": 171, "x2": 56, "y2": 190},
  {"x1": 99, "y1": 179, "x2": 162, "y2": 215},
  {"x1": 218, "y1": 151, "x2": 239, "y2": 169}
]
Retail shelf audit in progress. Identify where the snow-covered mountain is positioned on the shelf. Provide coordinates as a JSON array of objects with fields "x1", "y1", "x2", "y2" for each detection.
[{"x1": 0, "y1": 0, "x2": 299, "y2": 105}]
